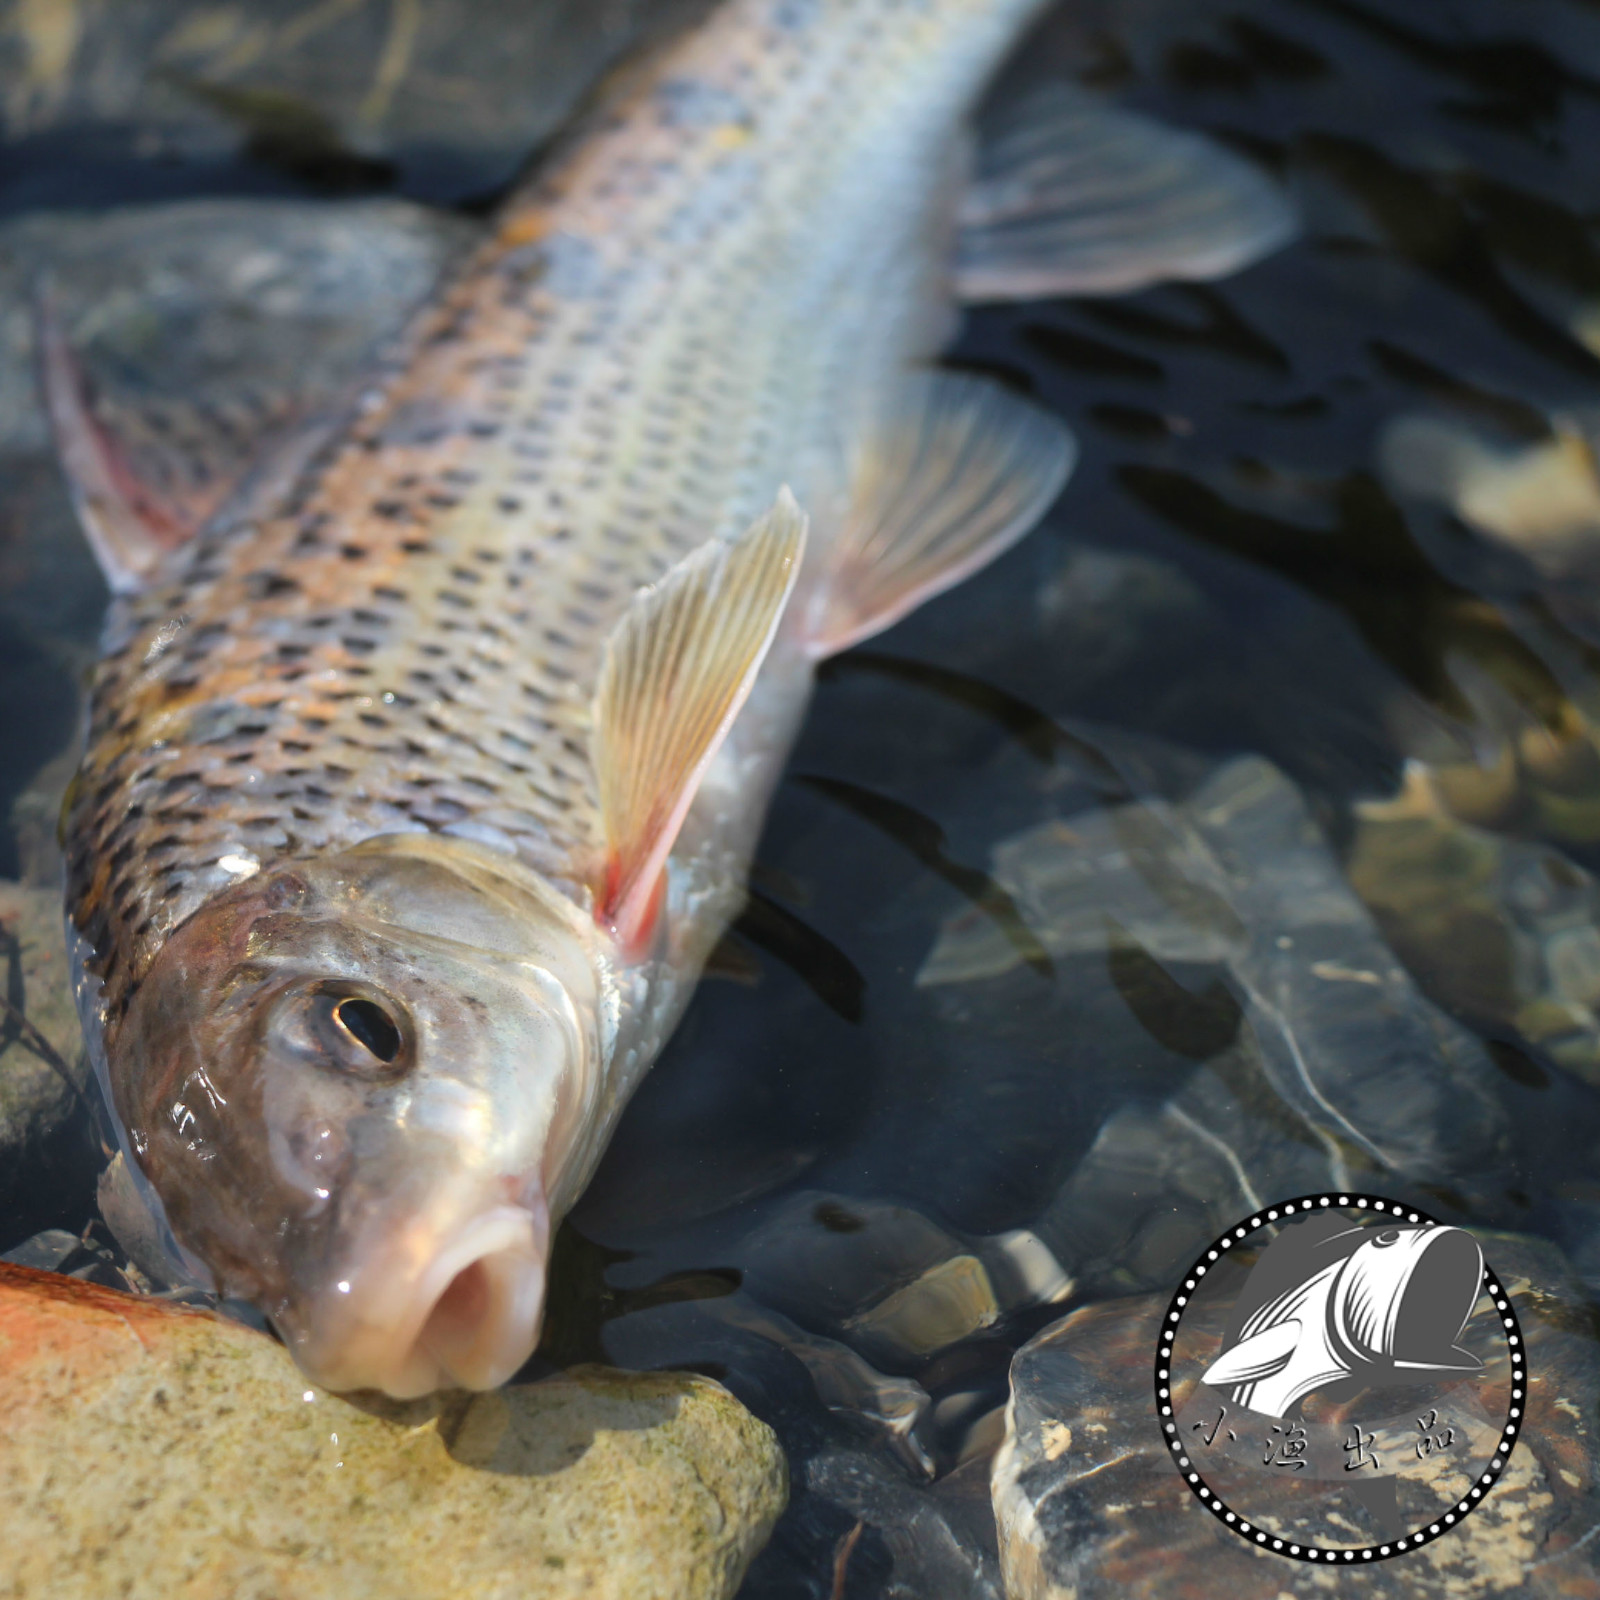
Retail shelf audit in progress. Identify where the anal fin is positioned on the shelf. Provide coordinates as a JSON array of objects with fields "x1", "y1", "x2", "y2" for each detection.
[
  {"x1": 593, "y1": 489, "x2": 808, "y2": 949},
  {"x1": 957, "y1": 83, "x2": 1297, "y2": 303},
  {"x1": 803, "y1": 371, "x2": 1074, "y2": 659}
]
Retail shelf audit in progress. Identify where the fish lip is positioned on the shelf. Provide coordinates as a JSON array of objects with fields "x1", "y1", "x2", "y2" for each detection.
[{"x1": 289, "y1": 1200, "x2": 548, "y2": 1398}]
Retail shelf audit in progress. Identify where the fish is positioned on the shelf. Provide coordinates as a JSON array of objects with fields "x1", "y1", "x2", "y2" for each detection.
[
  {"x1": 1202, "y1": 1214, "x2": 1484, "y2": 1420},
  {"x1": 55, "y1": 0, "x2": 1295, "y2": 1397}
]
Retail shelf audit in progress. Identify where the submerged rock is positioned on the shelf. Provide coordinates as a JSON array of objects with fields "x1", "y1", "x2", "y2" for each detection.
[
  {"x1": 0, "y1": 1262, "x2": 784, "y2": 1600},
  {"x1": 1380, "y1": 412, "x2": 1600, "y2": 582},
  {"x1": 0, "y1": 0, "x2": 700, "y2": 203},
  {"x1": 0, "y1": 877, "x2": 92, "y2": 1195},
  {"x1": 993, "y1": 1233, "x2": 1600, "y2": 1599},
  {"x1": 730, "y1": 1188, "x2": 1068, "y2": 1367},
  {"x1": 1350, "y1": 777, "x2": 1600, "y2": 1088},
  {"x1": 603, "y1": 1279, "x2": 1014, "y2": 1597},
  {"x1": 1363, "y1": 714, "x2": 1600, "y2": 856},
  {"x1": 920, "y1": 757, "x2": 1515, "y2": 1297},
  {"x1": 805, "y1": 1448, "x2": 1004, "y2": 1600},
  {"x1": 0, "y1": 1220, "x2": 142, "y2": 1291}
]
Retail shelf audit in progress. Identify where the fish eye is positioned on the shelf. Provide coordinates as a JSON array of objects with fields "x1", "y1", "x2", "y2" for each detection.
[
  {"x1": 268, "y1": 983, "x2": 412, "y2": 1078},
  {"x1": 1374, "y1": 1228, "x2": 1402, "y2": 1246},
  {"x1": 331, "y1": 996, "x2": 402, "y2": 1063}
]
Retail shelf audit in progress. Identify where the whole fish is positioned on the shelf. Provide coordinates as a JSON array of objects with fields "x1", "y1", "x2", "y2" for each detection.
[{"x1": 57, "y1": 0, "x2": 1293, "y2": 1396}]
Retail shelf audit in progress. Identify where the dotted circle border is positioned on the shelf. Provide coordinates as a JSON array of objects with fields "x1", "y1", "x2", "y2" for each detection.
[{"x1": 1152, "y1": 1192, "x2": 1524, "y2": 1565}]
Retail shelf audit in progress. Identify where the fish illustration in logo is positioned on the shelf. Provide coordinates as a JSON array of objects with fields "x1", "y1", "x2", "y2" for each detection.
[{"x1": 1203, "y1": 1214, "x2": 1484, "y2": 1419}]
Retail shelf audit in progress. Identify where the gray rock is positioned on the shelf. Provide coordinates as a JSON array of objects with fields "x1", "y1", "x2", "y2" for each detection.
[
  {"x1": 994, "y1": 1232, "x2": 1600, "y2": 1598},
  {"x1": 732, "y1": 1189, "x2": 1067, "y2": 1370},
  {"x1": 608, "y1": 1286, "x2": 938, "y2": 1478},
  {"x1": 0, "y1": 1227, "x2": 79, "y2": 1271},
  {"x1": 603, "y1": 1280, "x2": 1015, "y2": 1597},
  {"x1": 1349, "y1": 780, "x2": 1600, "y2": 1089},
  {"x1": 0, "y1": 1, "x2": 705, "y2": 201},
  {"x1": 921, "y1": 757, "x2": 1515, "y2": 1297},
  {"x1": 807, "y1": 1448, "x2": 1004, "y2": 1600},
  {"x1": 0, "y1": 876, "x2": 91, "y2": 1176},
  {"x1": 0, "y1": 1221, "x2": 137, "y2": 1290}
]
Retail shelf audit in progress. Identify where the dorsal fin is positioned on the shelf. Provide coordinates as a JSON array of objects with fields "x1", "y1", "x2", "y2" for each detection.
[
  {"x1": 957, "y1": 83, "x2": 1297, "y2": 303},
  {"x1": 801, "y1": 371, "x2": 1074, "y2": 659},
  {"x1": 592, "y1": 489, "x2": 807, "y2": 950}
]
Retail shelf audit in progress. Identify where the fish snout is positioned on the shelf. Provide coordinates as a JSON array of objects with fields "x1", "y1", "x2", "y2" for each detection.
[{"x1": 288, "y1": 1201, "x2": 550, "y2": 1398}]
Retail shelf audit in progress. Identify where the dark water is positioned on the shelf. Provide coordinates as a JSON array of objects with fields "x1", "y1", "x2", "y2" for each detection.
[{"x1": 6, "y1": 0, "x2": 1600, "y2": 1594}]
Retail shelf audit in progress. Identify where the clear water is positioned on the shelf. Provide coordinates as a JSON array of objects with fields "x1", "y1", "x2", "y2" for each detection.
[{"x1": 5, "y1": 0, "x2": 1600, "y2": 1594}]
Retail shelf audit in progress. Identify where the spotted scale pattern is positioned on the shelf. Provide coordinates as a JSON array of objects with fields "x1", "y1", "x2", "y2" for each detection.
[{"x1": 66, "y1": 0, "x2": 1051, "y2": 1032}]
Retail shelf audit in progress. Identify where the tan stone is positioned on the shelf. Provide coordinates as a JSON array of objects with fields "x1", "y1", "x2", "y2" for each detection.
[
  {"x1": 0, "y1": 1264, "x2": 786, "y2": 1600},
  {"x1": 845, "y1": 1254, "x2": 999, "y2": 1357}
]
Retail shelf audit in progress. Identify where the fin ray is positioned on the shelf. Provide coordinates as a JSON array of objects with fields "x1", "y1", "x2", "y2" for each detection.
[
  {"x1": 593, "y1": 489, "x2": 808, "y2": 946},
  {"x1": 957, "y1": 84, "x2": 1297, "y2": 303},
  {"x1": 804, "y1": 371, "x2": 1074, "y2": 658},
  {"x1": 36, "y1": 288, "x2": 196, "y2": 594},
  {"x1": 1202, "y1": 1320, "x2": 1301, "y2": 1387},
  {"x1": 37, "y1": 285, "x2": 328, "y2": 594}
]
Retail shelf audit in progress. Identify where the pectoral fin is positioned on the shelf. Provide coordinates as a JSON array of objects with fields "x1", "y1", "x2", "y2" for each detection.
[
  {"x1": 38, "y1": 287, "x2": 321, "y2": 594},
  {"x1": 1203, "y1": 1320, "x2": 1301, "y2": 1387},
  {"x1": 802, "y1": 371, "x2": 1074, "y2": 659},
  {"x1": 593, "y1": 489, "x2": 808, "y2": 948},
  {"x1": 37, "y1": 289, "x2": 199, "y2": 594},
  {"x1": 957, "y1": 84, "x2": 1297, "y2": 303}
]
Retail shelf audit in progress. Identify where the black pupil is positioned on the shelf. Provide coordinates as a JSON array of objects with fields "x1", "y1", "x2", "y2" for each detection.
[{"x1": 334, "y1": 997, "x2": 401, "y2": 1063}]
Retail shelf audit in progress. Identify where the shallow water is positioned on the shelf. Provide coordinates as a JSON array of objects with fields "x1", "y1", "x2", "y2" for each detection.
[{"x1": 6, "y1": 0, "x2": 1600, "y2": 1594}]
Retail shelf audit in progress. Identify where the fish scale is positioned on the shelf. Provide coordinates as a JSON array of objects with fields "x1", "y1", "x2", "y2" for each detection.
[{"x1": 68, "y1": 0, "x2": 1047, "y2": 1031}]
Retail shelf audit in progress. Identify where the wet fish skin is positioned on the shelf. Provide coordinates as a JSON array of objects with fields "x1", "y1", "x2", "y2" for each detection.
[
  {"x1": 110, "y1": 834, "x2": 606, "y2": 1394},
  {"x1": 70, "y1": 0, "x2": 1055, "y2": 1019},
  {"x1": 62, "y1": 0, "x2": 1288, "y2": 1396}
]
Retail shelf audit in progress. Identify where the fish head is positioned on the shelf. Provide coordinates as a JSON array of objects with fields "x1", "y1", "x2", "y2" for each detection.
[
  {"x1": 1331, "y1": 1224, "x2": 1485, "y2": 1374},
  {"x1": 108, "y1": 832, "x2": 611, "y2": 1398}
]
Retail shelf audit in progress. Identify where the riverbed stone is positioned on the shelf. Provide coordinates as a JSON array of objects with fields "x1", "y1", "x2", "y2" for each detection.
[
  {"x1": 1350, "y1": 769, "x2": 1600, "y2": 1089},
  {"x1": 919, "y1": 757, "x2": 1516, "y2": 1298},
  {"x1": 0, "y1": 1262, "x2": 786, "y2": 1600},
  {"x1": 993, "y1": 1232, "x2": 1600, "y2": 1599},
  {"x1": 0, "y1": 0, "x2": 706, "y2": 204},
  {"x1": 0, "y1": 877, "x2": 90, "y2": 1173}
]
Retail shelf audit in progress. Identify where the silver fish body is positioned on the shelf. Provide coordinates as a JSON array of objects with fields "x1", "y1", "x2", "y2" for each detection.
[{"x1": 62, "y1": 0, "x2": 1291, "y2": 1394}]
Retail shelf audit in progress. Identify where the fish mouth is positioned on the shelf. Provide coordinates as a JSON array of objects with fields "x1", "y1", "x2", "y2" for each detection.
[{"x1": 291, "y1": 1202, "x2": 548, "y2": 1398}]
